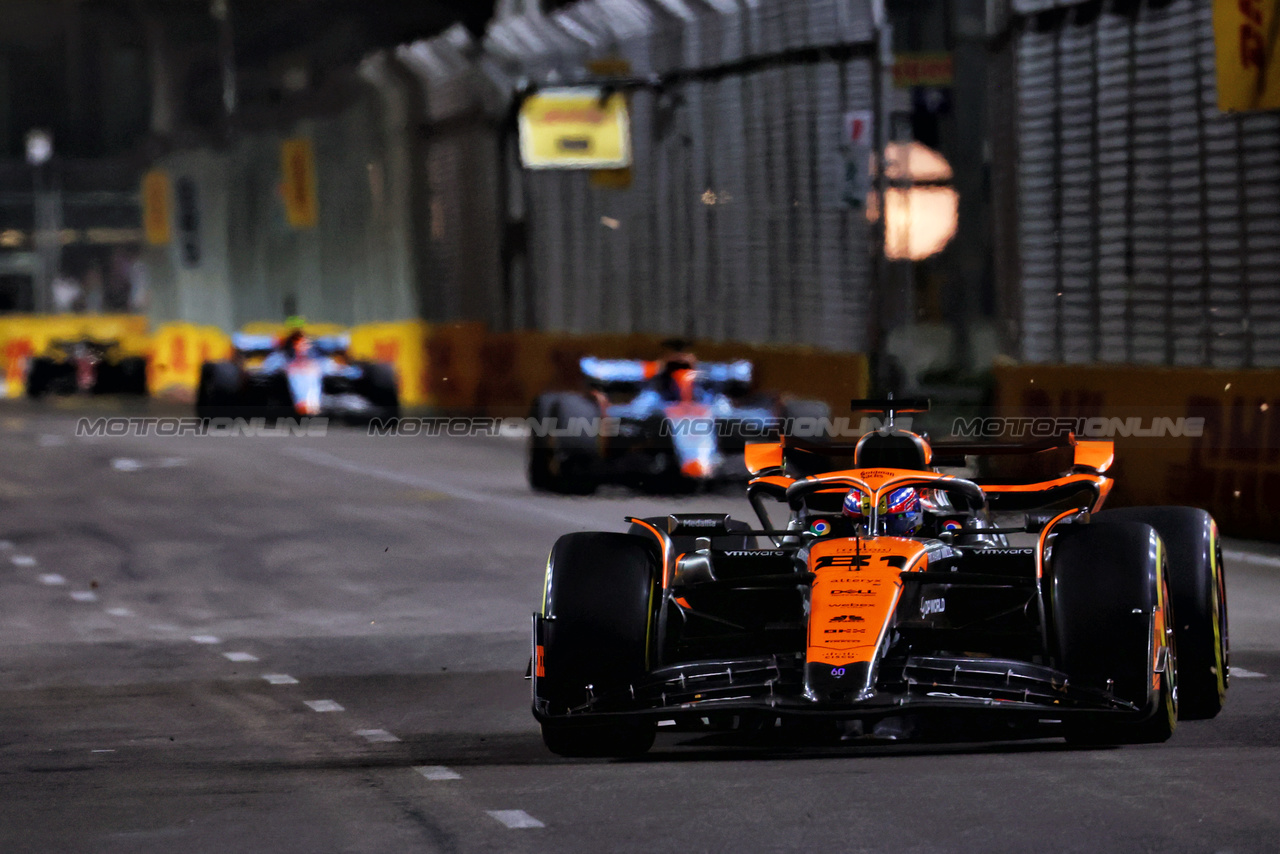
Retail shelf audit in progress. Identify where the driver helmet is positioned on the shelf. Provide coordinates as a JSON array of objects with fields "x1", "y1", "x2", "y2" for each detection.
[{"x1": 842, "y1": 486, "x2": 922, "y2": 536}]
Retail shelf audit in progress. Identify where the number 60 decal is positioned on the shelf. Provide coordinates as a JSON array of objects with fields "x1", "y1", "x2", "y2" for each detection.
[{"x1": 830, "y1": 667, "x2": 846, "y2": 678}]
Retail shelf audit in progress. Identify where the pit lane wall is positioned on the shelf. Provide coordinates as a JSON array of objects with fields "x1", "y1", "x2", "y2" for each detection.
[{"x1": 994, "y1": 364, "x2": 1280, "y2": 540}]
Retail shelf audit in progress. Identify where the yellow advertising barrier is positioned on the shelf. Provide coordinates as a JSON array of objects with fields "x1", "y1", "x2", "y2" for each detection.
[
  {"x1": 149, "y1": 322, "x2": 232, "y2": 401},
  {"x1": 994, "y1": 363, "x2": 1280, "y2": 539},
  {"x1": 349, "y1": 320, "x2": 432, "y2": 408},
  {"x1": 0, "y1": 314, "x2": 151, "y2": 397},
  {"x1": 1214, "y1": 0, "x2": 1280, "y2": 111}
]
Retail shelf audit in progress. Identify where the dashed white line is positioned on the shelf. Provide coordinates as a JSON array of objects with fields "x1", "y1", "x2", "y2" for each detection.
[
  {"x1": 1223, "y1": 549, "x2": 1280, "y2": 569},
  {"x1": 189, "y1": 635, "x2": 222, "y2": 645},
  {"x1": 105, "y1": 607, "x2": 134, "y2": 617},
  {"x1": 223, "y1": 652, "x2": 259, "y2": 662},
  {"x1": 487, "y1": 810, "x2": 545, "y2": 829},
  {"x1": 110, "y1": 458, "x2": 142, "y2": 472},
  {"x1": 414, "y1": 765, "x2": 461, "y2": 781},
  {"x1": 37, "y1": 573, "x2": 67, "y2": 586},
  {"x1": 283, "y1": 446, "x2": 589, "y2": 527},
  {"x1": 69, "y1": 590, "x2": 99, "y2": 603},
  {"x1": 10, "y1": 555, "x2": 36, "y2": 567},
  {"x1": 355, "y1": 729, "x2": 400, "y2": 743},
  {"x1": 0, "y1": 540, "x2": 14, "y2": 549},
  {"x1": 38, "y1": 434, "x2": 67, "y2": 447},
  {"x1": 262, "y1": 674, "x2": 299, "y2": 685},
  {"x1": 304, "y1": 700, "x2": 344, "y2": 713},
  {"x1": 1231, "y1": 667, "x2": 1267, "y2": 679}
]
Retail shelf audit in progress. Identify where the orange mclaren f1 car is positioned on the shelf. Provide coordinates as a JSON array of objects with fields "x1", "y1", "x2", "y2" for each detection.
[{"x1": 530, "y1": 398, "x2": 1229, "y2": 756}]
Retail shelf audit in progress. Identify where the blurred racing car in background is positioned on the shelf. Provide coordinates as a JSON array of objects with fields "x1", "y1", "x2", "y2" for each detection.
[
  {"x1": 196, "y1": 328, "x2": 399, "y2": 421},
  {"x1": 528, "y1": 344, "x2": 828, "y2": 493},
  {"x1": 26, "y1": 338, "x2": 148, "y2": 397},
  {"x1": 531, "y1": 398, "x2": 1229, "y2": 756}
]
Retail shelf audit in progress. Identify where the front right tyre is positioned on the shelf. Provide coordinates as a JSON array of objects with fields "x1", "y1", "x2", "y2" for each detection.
[
  {"x1": 1048, "y1": 520, "x2": 1178, "y2": 744},
  {"x1": 536, "y1": 532, "x2": 659, "y2": 757}
]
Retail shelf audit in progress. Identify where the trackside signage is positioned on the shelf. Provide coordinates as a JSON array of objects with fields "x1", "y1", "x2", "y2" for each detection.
[{"x1": 518, "y1": 88, "x2": 632, "y2": 170}]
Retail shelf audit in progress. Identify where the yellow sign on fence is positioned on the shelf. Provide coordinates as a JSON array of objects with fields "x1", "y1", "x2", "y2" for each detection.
[
  {"x1": 1214, "y1": 0, "x2": 1280, "y2": 111},
  {"x1": 141, "y1": 170, "x2": 172, "y2": 246},
  {"x1": 280, "y1": 138, "x2": 319, "y2": 228},
  {"x1": 518, "y1": 89, "x2": 632, "y2": 170}
]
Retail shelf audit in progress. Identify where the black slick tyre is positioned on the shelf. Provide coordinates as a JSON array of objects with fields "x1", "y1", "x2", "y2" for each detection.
[
  {"x1": 360, "y1": 362, "x2": 400, "y2": 419},
  {"x1": 527, "y1": 393, "x2": 599, "y2": 495},
  {"x1": 1048, "y1": 521, "x2": 1178, "y2": 744},
  {"x1": 195, "y1": 361, "x2": 243, "y2": 419},
  {"x1": 1095, "y1": 506, "x2": 1227, "y2": 720},
  {"x1": 537, "y1": 532, "x2": 659, "y2": 757},
  {"x1": 25, "y1": 357, "x2": 54, "y2": 398}
]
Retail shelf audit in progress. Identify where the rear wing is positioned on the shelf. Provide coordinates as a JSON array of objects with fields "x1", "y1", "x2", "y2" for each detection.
[
  {"x1": 745, "y1": 432, "x2": 1115, "y2": 511},
  {"x1": 232, "y1": 332, "x2": 351, "y2": 357},
  {"x1": 579, "y1": 357, "x2": 753, "y2": 391}
]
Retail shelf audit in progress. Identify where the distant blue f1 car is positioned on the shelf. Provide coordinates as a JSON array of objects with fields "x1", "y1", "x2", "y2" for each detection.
[
  {"x1": 527, "y1": 351, "x2": 827, "y2": 493},
  {"x1": 196, "y1": 329, "x2": 399, "y2": 421}
]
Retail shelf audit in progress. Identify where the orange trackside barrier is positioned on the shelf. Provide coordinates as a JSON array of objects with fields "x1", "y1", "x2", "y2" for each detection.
[
  {"x1": 421, "y1": 321, "x2": 487, "y2": 411},
  {"x1": 994, "y1": 363, "x2": 1280, "y2": 540}
]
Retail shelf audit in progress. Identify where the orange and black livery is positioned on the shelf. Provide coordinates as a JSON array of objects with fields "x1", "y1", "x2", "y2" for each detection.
[{"x1": 531, "y1": 396, "x2": 1229, "y2": 757}]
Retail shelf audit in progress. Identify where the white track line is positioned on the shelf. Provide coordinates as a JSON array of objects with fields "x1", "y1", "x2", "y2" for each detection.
[
  {"x1": 1223, "y1": 549, "x2": 1280, "y2": 569},
  {"x1": 105, "y1": 607, "x2": 134, "y2": 617},
  {"x1": 223, "y1": 652, "x2": 259, "y2": 662},
  {"x1": 1231, "y1": 667, "x2": 1267, "y2": 679},
  {"x1": 414, "y1": 765, "x2": 461, "y2": 781},
  {"x1": 262, "y1": 674, "x2": 299, "y2": 685},
  {"x1": 282, "y1": 446, "x2": 589, "y2": 527},
  {"x1": 38, "y1": 573, "x2": 66, "y2": 585},
  {"x1": 0, "y1": 540, "x2": 14, "y2": 549},
  {"x1": 487, "y1": 810, "x2": 545, "y2": 829},
  {"x1": 69, "y1": 590, "x2": 98, "y2": 603},
  {"x1": 189, "y1": 635, "x2": 222, "y2": 645},
  {"x1": 355, "y1": 729, "x2": 400, "y2": 743},
  {"x1": 10, "y1": 555, "x2": 36, "y2": 567},
  {"x1": 304, "y1": 699, "x2": 344, "y2": 713}
]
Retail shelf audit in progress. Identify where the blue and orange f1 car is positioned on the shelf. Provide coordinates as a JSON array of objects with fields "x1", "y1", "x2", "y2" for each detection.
[
  {"x1": 527, "y1": 350, "x2": 827, "y2": 493},
  {"x1": 530, "y1": 398, "x2": 1229, "y2": 756},
  {"x1": 196, "y1": 329, "x2": 398, "y2": 421}
]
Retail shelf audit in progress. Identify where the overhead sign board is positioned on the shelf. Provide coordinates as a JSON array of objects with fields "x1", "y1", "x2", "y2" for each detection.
[
  {"x1": 892, "y1": 53, "x2": 953, "y2": 88},
  {"x1": 1214, "y1": 0, "x2": 1280, "y2": 111},
  {"x1": 518, "y1": 88, "x2": 632, "y2": 170}
]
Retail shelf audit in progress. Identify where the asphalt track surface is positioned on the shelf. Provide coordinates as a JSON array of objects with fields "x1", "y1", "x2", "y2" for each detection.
[{"x1": 1, "y1": 400, "x2": 1278, "y2": 853}]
